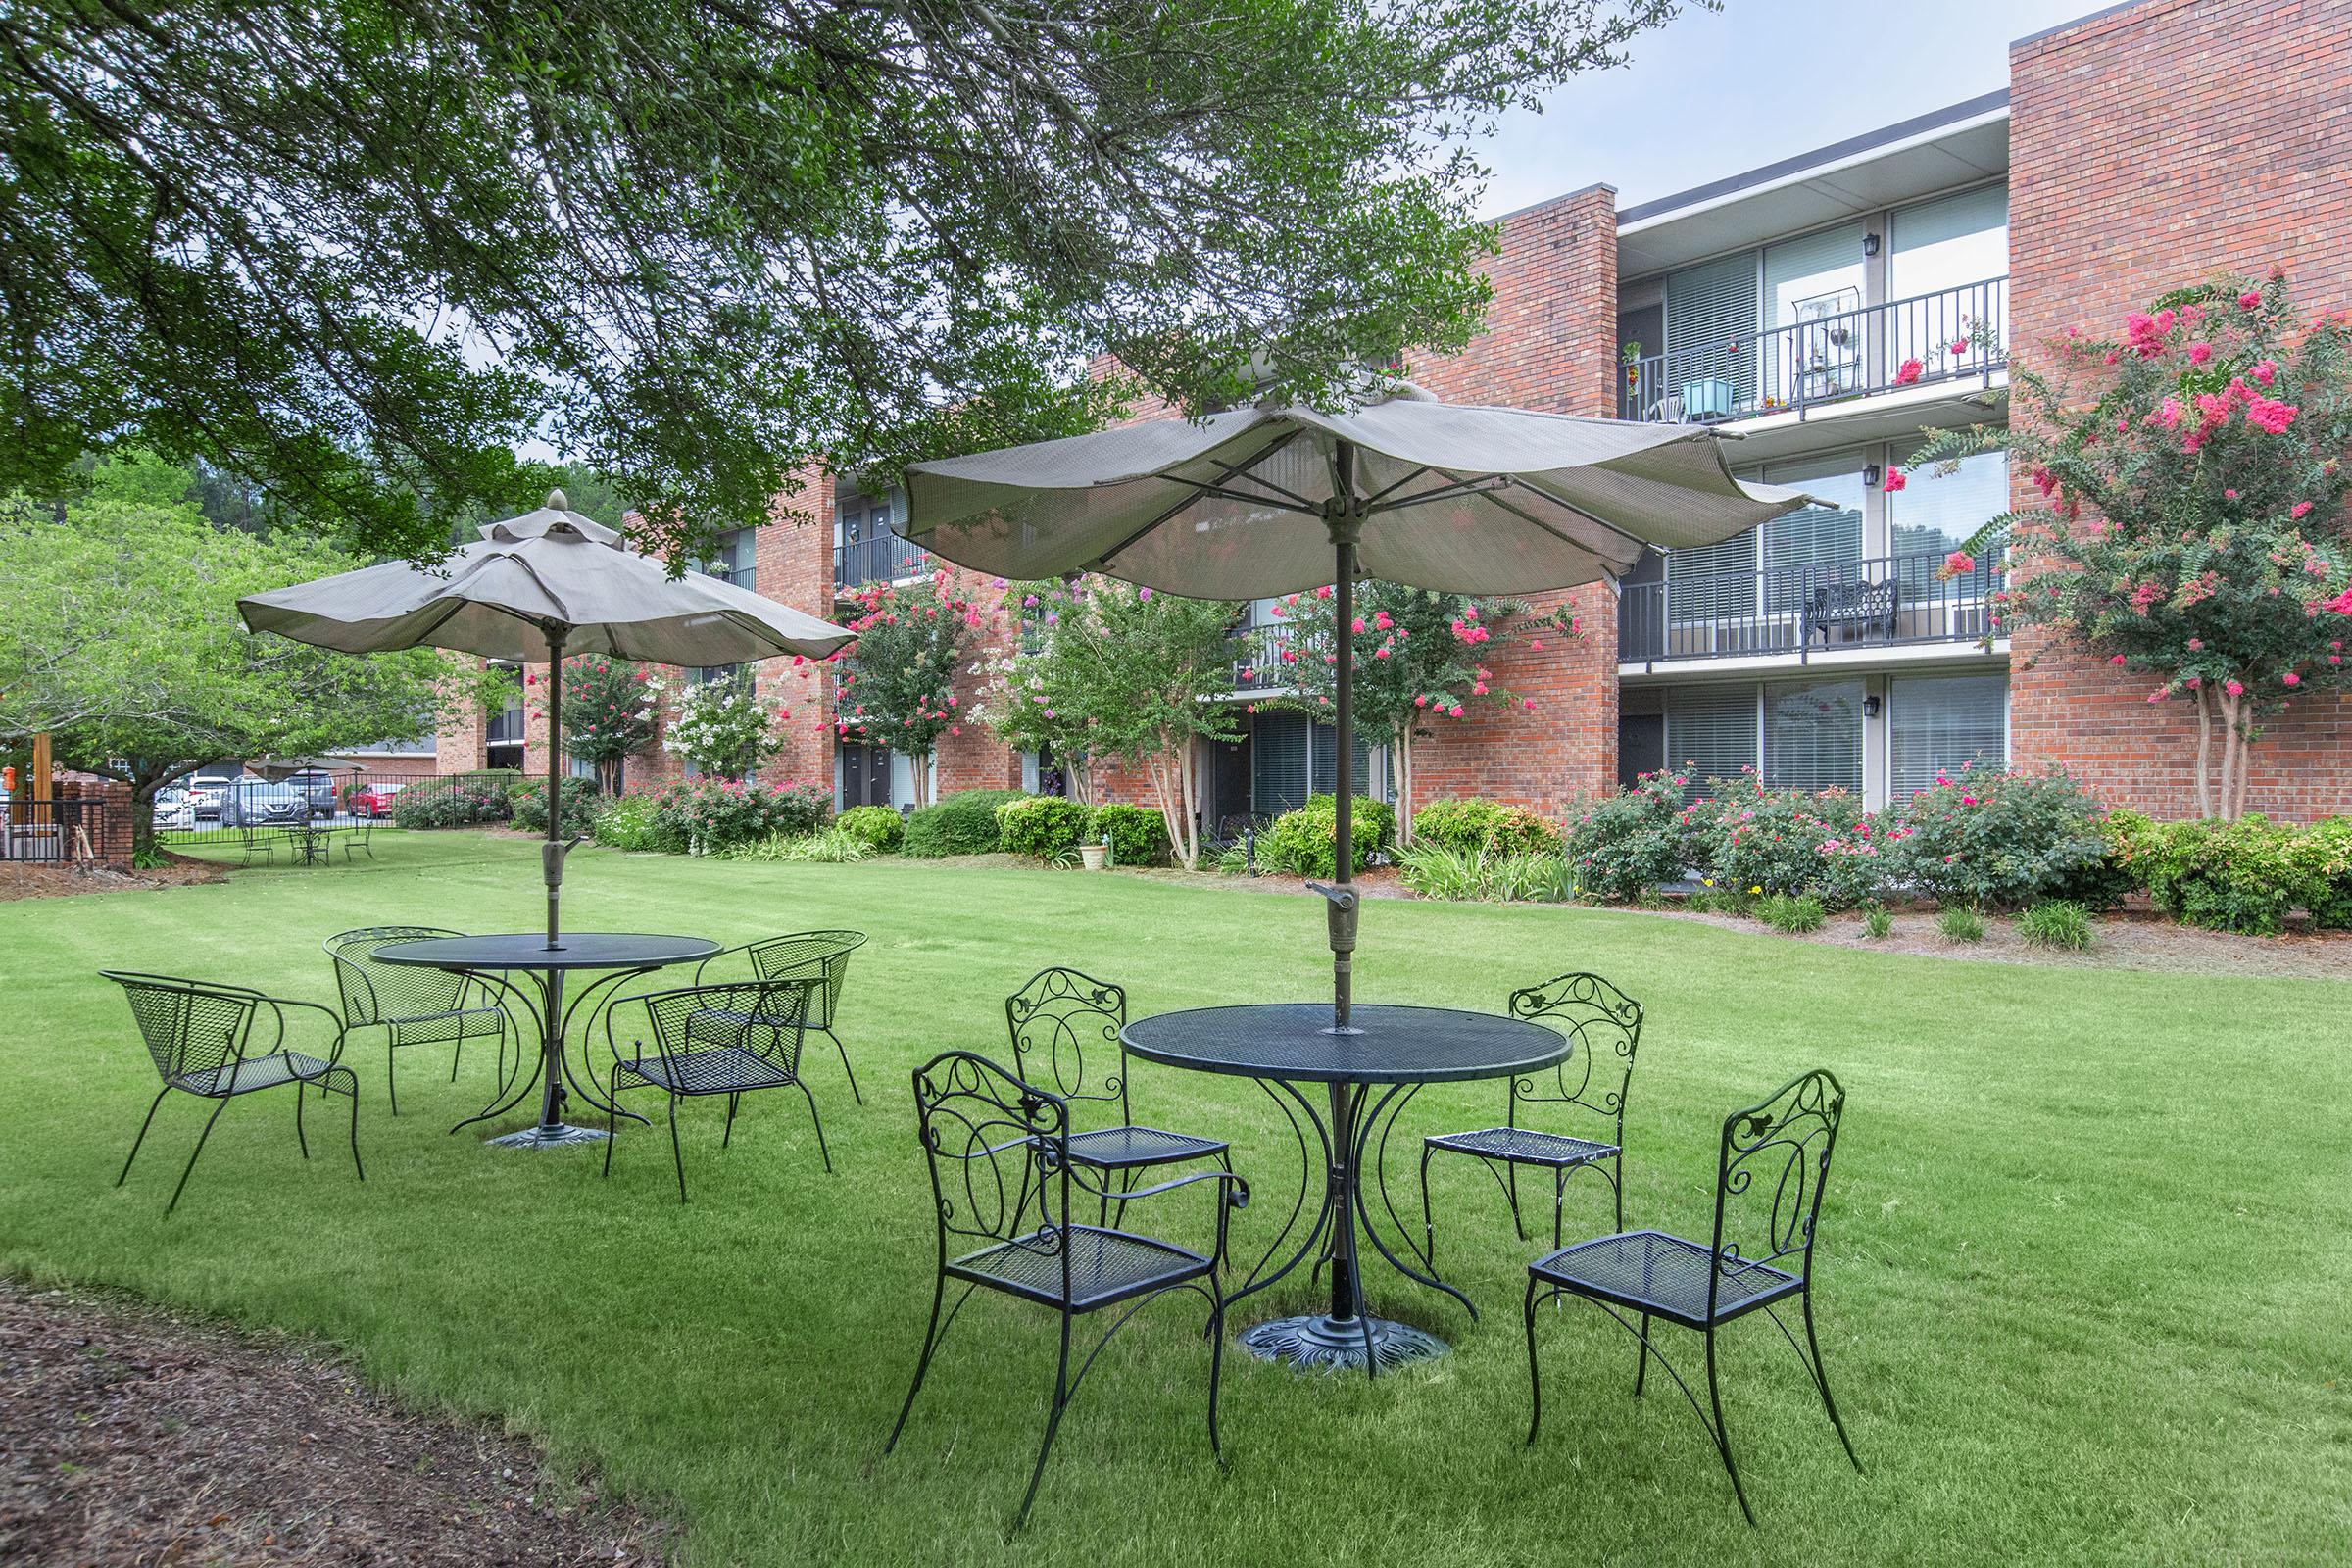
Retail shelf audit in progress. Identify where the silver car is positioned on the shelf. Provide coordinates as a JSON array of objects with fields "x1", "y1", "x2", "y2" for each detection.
[{"x1": 223, "y1": 779, "x2": 308, "y2": 827}]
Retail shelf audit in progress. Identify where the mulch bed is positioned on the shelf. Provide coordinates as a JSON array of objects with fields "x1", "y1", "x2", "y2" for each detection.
[
  {"x1": 0, "y1": 854, "x2": 225, "y2": 904},
  {"x1": 0, "y1": 1281, "x2": 671, "y2": 1567}
]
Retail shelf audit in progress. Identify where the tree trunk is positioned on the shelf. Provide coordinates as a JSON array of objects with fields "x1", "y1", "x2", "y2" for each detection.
[
  {"x1": 2194, "y1": 687, "x2": 2214, "y2": 819},
  {"x1": 1394, "y1": 730, "x2": 1415, "y2": 844},
  {"x1": 2217, "y1": 689, "x2": 2242, "y2": 822}
]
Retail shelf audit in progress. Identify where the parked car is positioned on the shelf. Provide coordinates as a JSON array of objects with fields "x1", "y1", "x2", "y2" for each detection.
[
  {"x1": 187, "y1": 769, "x2": 242, "y2": 820},
  {"x1": 222, "y1": 779, "x2": 308, "y2": 828},
  {"x1": 348, "y1": 781, "x2": 407, "y2": 818},
  {"x1": 281, "y1": 768, "x2": 341, "y2": 818},
  {"x1": 152, "y1": 787, "x2": 196, "y2": 831}
]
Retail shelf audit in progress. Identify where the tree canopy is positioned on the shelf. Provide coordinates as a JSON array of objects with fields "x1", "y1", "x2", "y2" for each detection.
[{"x1": 2, "y1": 0, "x2": 1688, "y2": 561}]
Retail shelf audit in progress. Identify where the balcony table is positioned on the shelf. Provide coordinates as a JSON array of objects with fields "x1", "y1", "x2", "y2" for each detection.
[{"x1": 1121, "y1": 1002, "x2": 1569, "y2": 1375}]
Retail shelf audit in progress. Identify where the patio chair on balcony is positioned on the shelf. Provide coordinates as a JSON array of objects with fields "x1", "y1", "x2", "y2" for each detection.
[
  {"x1": 100, "y1": 971, "x2": 363, "y2": 1214},
  {"x1": 1004, "y1": 967, "x2": 1231, "y2": 1219},
  {"x1": 1419, "y1": 973, "x2": 1640, "y2": 1265},
  {"x1": 1524, "y1": 1068, "x2": 1860, "y2": 1525},
  {"x1": 884, "y1": 1050, "x2": 1247, "y2": 1528},
  {"x1": 324, "y1": 926, "x2": 512, "y2": 1115},
  {"x1": 1802, "y1": 579, "x2": 1899, "y2": 646},
  {"x1": 601, "y1": 978, "x2": 831, "y2": 1201},
  {"x1": 693, "y1": 929, "x2": 868, "y2": 1102}
]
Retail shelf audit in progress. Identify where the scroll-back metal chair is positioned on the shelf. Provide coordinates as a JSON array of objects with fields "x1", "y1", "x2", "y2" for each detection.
[
  {"x1": 323, "y1": 926, "x2": 511, "y2": 1115},
  {"x1": 602, "y1": 978, "x2": 831, "y2": 1201},
  {"x1": 1004, "y1": 968, "x2": 1229, "y2": 1214},
  {"x1": 1420, "y1": 972, "x2": 1640, "y2": 1262},
  {"x1": 100, "y1": 970, "x2": 363, "y2": 1214},
  {"x1": 1524, "y1": 1068, "x2": 1859, "y2": 1525},
  {"x1": 341, "y1": 815, "x2": 376, "y2": 861},
  {"x1": 696, "y1": 930, "x2": 868, "y2": 1103},
  {"x1": 885, "y1": 1051, "x2": 1247, "y2": 1529}
]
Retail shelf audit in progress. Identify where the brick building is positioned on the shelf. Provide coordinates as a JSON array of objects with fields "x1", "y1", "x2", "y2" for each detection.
[{"x1": 434, "y1": 0, "x2": 2352, "y2": 825}]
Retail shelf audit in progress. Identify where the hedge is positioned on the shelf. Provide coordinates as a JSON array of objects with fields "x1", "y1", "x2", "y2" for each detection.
[{"x1": 904, "y1": 788, "x2": 1026, "y2": 857}]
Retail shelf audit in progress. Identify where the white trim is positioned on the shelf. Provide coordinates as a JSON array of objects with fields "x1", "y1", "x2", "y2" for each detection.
[{"x1": 1621, "y1": 640, "x2": 2010, "y2": 682}]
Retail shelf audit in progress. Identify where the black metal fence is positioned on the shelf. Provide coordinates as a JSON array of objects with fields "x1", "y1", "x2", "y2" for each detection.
[
  {"x1": 0, "y1": 798, "x2": 110, "y2": 864},
  {"x1": 833, "y1": 531, "x2": 930, "y2": 591},
  {"x1": 153, "y1": 764, "x2": 450, "y2": 853},
  {"x1": 1618, "y1": 546, "x2": 2004, "y2": 664}
]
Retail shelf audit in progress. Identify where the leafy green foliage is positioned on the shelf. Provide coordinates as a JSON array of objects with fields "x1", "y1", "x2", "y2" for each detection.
[
  {"x1": 1087, "y1": 804, "x2": 1172, "y2": 867},
  {"x1": 1696, "y1": 774, "x2": 1884, "y2": 909},
  {"x1": 1410, "y1": 797, "x2": 1558, "y2": 858},
  {"x1": 510, "y1": 777, "x2": 601, "y2": 837},
  {"x1": 1882, "y1": 764, "x2": 2114, "y2": 912},
  {"x1": 2135, "y1": 814, "x2": 2305, "y2": 935},
  {"x1": 1259, "y1": 794, "x2": 1393, "y2": 879},
  {"x1": 1562, "y1": 769, "x2": 1692, "y2": 903},
  {"x1": 661, "y1": 675, "x2": 777, "y2": 780},
  {"x1": 835, "y1": 805, "x2": 906, "y2": 855},
  {"x1": 721, "y1": 826, "x2": 873, "y2": 863},
  {"x1": 838, "y1": 578, "x2": 988, "y2": 803},
  {"x1": 1756, "y1": 894, "x2": 1826, "y2": 934},
  {"x1": 1396, "y1": 841, "x2": 1567, "y2": 903},
  {"x1": 997, "y1": 796, "x2": 1091, "y2": 860},
  {"x1": 602, "y1": 779, "x2": 830, "y2": 856},
  {"x1": 391, "y1": 775, "x2": 515, "y2": 829},
  {"x1": 1936, "y1": 906, "x2": 1986, "y2": 942},
  {"x1": 2018, "y1": 901, "x2": 2095, "y2": 951},
  {"x1": 1, "y1": 0, "x2": 1683, "y2": 559},
  {"x1": 589, "y1": 791, "x2": 668, "y2": 853},
  {"x1": 556, "y1": 659, "x2": 658, "y2": 792},
  {"x1": 1861, "y1": 904, "x2": 1893, "y2": 940},
  {"x1": 903, "y1": 788, "x2": 1024, "y2": 858}
]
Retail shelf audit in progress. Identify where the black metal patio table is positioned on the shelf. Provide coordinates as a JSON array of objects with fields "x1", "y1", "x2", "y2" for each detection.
[
  {"x1": 375, "y1": 933, "x2": 718, "y2": 1150},
  {"x1": 1121, "y1": 1002, "x2": 1569, "y2": 1375}
]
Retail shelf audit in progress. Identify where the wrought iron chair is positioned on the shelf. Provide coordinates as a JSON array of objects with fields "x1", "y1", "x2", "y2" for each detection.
[
  {"x1": 100, "y1": 970, "x2": 364, "y2": 1214},
  {"x1": 1004, "y1": 967, "x2": 1230, "y2": 1217},
  {"x1": 323, "y1": 927, "x2": 512, "y2": 1115},
  {"x1": 341, "y1": 815, "x2": 376, "y2": 861},
  {"x1": 234, "y1": 826, "x2": 275, "y2": 867},
  {"x1": 695, "y1": 930, "x2": 868, "y2": 1102},
  {"x1": 1420, "y1": 972, "x2": 1640, "y2": 1264},
  {"x1": 885, "y1": 1051, "x2": 1247, "y2": 1529},
  {"x1": 601, "y1": 978, "x2": 831, "y2": 1201},
  {"x1": 1524, "y1": 1068, "x2": 1859, "y2": 1525}
]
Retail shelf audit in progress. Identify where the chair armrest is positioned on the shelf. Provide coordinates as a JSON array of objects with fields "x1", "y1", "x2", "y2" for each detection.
[
  {"x1": 257, "y1": 995, "x2": 352, "y2": 1066},
  {"x1": 1101, "y1": 1168, "x2": 1251, "y2": 1265}
]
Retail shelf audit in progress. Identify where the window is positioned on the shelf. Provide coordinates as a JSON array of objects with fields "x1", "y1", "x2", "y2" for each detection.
[
  {"x1": 1763, "y1": 678, "x2": 1864, "y2": 794},
  {"x1": 1668, "y1": 532, "x2": 1758, "y2": 621},
  {"x1": 1762, "y1": 221, "x2": 1867, "y2": 406},
  {"x1": 1250, "y1": 711, "x2": 1379, "y2": 815},
  {"x1": 697, "y1": 528, "x2": 755, "y2": 592},
  {"x1": 1757, "y1": 453, "x2": 1867, "y2": 617},
  {"x1": 835, "y1": 490, "x2": 919, "y2": 587},
  {"x1": 1890, "y1": 183, "x2": 2008, "y2": 370},
  {"x1": 1890, "y1": 445, "x2": 2006, "y2": 604},
  {"x1": 1663, "y1": 684, "x2": 1758, "y2": 800},
  {"x1": 1663, "y1": 250, "x2": 1759, "y2": 416},
  {"x1": 1888, "y1": 674, "x2": 2006, "y2": 801}
]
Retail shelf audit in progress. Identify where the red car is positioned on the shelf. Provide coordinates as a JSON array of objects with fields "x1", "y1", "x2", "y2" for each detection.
[{"x1": 347, "y1": 783, "x2": 406, "y2": 818}]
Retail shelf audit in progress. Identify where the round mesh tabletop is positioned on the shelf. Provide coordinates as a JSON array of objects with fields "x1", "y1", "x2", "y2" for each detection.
[
  {"x1": 1121, "y1": 1003, "x2": 1567, "y2": 1085},
  {"x1": 372, "y1": 933, "x2": 719, "y2": 972}
]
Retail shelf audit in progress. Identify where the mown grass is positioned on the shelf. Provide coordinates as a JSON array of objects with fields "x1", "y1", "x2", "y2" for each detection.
[{"x1": 5, "y1": 832, "x2": 2348, "y2": 1566}]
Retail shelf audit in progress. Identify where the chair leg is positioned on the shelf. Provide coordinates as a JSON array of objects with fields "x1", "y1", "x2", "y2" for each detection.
[
  {"x1": 1803, "y1": 1290, "x2": 1863, "y2": 1473},
  {"x1": 119, "y1": 1088, "x2": 169, "y2": 1187},
  {"x1": 1418, "y1": 1144, "x2": 1437, "y2": 1272},
  {"x1": 799, "y1": 1082, "x2": 833, "y2": 1173},
  {"x1": 1704, "y1": 1327, "x2": 1755, "y2": 1526},
  {"x1": 1206, "y1": 1270, "x2": 1228, "y2": 1463},
  {"x1": 386, "y1": 1034, "x2": 400, "y2": 1117},
  {"x1": 342, "y1": 1070, "x2": 364, "y2": 1182},
  {"x1": 723, "y1": 1092, "x2": 739, "y2": 1149},
  {"x1": 602, "y1": 1077, "x2": 619, "y2": 1179},
  {"x1": 165, "y1": 1098, "x2": 231, "y2": 1216},
  {"x1": 1611, "y1": 1152, "x2": 1626, "y2": 1233},
  {"x1": 294, "y1": 1078, "x2": 310, "y2": 1159},
  {"x1": 668, "y1": 1095, "x2": 688, "y2": 1202},
  {"x1": 886, "y1": 1274, "x2": 950, "y2": 1455},
  {"x1": 1523, "y1": 1274, "x2": 1545, "y2": 1445},
  {"x1": 1552, "y1": 1167, "x2": 1567, "y2": 1250},
  {"x1": 1634, "y1": 1312, "x2": 1653, "y2": 1396},
  {"x1": 1015, "y1": 1313, "x2": 1076, "y2": 1530},
  {"x1": 822, "y1": 1027, "x2": 862, "y2": 1105},
  {"x1": 1505, "y1": 1159, "x2": 1527, "y2": 1242}
]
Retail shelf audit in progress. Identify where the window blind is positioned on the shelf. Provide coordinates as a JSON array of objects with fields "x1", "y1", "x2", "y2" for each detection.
[
  {"x1": 1763, "y1": 678, "x2": 1864, "y2": 794},
  {"x1": 1663, "y1": 684, "x2": 1759, "y2": 801},
  {"x1": 1888, "y1": 674, "x2": 2007, "y2": 800},
  {"x1": 1664, "y1": 251, "x2": 1759, "y2": 408},
  {"x1": 1252, "y1": 711, "x2": 1310, "y2": 816}
]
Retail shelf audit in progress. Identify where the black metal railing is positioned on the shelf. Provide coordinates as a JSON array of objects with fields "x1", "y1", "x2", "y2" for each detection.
[
  {"x1": 834, "y1": 531, "x2": 929, "y2": 591},
  {"x1": 1233, "y1": 618, "x2": 1298, "y2": 692},
  {"x1": 1619, "y1": 276, "x2": 2007, "y2": 424},
  {"x1": 1617, "y1": 546, "x2": 2004, "y2": 664},
  {"x1": 1, "y1": 798, "x2": 108, "y2": 863}
]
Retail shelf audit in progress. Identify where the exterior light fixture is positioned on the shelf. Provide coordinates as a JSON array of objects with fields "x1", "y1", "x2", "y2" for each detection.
[
  {"x1": 1864, "y1": 462, "x2": 1884, "y2": 488},
  {"x1": 1863, "y1": 232, "x2": 1882, "y2": 258},
  {"x1": 1863, "y1": 694, "x2": 1883, "y2": 718}
]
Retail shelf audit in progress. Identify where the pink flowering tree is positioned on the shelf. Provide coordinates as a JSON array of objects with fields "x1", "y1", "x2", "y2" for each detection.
[
  {"x1": 550, "y1": 657, "x2": 658, "y2": 793},
  {"x1": 1251, "y1": 580, "x2": 1577, "y2": 842},
  {"x1": 836, "y1": 571, "x2": 995, "y2": 807},
  {"x1": 1916, "y1": 270, "x2": 2352, "y2": 818}
]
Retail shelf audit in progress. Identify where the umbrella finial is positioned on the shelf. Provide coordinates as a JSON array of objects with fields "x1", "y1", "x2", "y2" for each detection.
[{"x1": 546, "y1": 488, "x2": 569, "y2": 513}]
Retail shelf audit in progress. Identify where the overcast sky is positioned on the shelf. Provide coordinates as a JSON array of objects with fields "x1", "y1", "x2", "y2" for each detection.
[{"x1": 1473, "y1": 0, "x2": 2096, "y2": 218}]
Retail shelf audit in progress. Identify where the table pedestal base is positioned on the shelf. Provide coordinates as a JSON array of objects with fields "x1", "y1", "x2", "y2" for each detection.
[
  {"x1": 1237, "y1": 1313, "x2": 1448, "y2": 1372},
  {"x1": 484, "y1": 1122, "x2": 610, "y2": 1150}
]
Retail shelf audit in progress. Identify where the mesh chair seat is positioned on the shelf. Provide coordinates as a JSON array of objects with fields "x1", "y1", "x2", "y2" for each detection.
[
  {"x1": 1426, "y1": 1125, "x2": 1619, "y2": 1168},
  {"x1": 1065, "y1": 1124, "x2": 1229, "y2": 1172},
  {"x1": 172, "y1": 1051, "x2": 347, "y2": 1099},
  {"x1": 1531, "y1": 1229, "x2": 1801, "y2": 1330},
  {"x1": 613, "y1": 1045, "x2": 795, "y2": 1097},
  {"x1": 385, "y1": 1004, "x2": 504, "y2": 1046},
  {"x1": 950, "y1": 1224, "x2": 1213, "y2": 1312}
]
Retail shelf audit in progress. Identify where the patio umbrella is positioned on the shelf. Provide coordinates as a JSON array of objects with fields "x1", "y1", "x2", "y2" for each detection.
[
  {"x1": 239, "y1": 491, "x2": 854, "y2": 947},
  {"x1": 905, "y1": 382, "x2": 1811, "y2": 1030}
]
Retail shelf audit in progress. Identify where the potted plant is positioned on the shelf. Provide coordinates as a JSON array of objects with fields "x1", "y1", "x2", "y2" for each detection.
[{"x1": 1079, "y1": 836, "x2": 1110, "y2": 871}]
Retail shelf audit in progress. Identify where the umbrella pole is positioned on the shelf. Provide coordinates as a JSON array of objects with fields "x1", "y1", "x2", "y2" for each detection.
[
  {"x1": 1324, "y1": 440, "x2": 1363, "y2": 1035},
  {"x1": 544, "y1": 632, "x2": 565, "y2": 952}
]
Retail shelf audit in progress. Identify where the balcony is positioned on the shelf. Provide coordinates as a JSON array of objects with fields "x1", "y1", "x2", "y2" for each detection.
[
  {"x1": 1620, "y1": 276, "x2": 2006, "y2": 425},
  {"x1": 1233, "y1": 619, "x2": 1296, "y2": 693},
  {"x1": 834, "y1": 531, "x2": 928, "y2": 591},
  {"x1": 1618, "y1": 546, "x2": 2005, "y2": 666}
]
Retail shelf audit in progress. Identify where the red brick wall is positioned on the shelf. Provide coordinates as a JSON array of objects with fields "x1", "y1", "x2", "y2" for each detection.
[
  {"x1": 2008, "y1": 0, "x2": 2352, "y2": 821},
  {"x1": 1395, "y1": 184, "x2": 1623, "y2": 818},
  {"x1": 435, "y1": 655, "x2": 489, "y2": 774},
  {"x1": 55, "y1": 772, "x2": 134, "y2": 871}
]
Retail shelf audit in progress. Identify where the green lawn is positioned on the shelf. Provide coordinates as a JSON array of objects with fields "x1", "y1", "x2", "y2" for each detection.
[{"x1": 6, "y1": 832, "x2": 2347, "y2": 1565}]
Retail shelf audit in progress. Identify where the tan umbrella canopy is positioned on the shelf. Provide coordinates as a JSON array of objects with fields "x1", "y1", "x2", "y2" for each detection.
[
  {"x1": 906, "y1": 383, "x2": 1810, "y2": 1028},
  {"x1": 241, "y1": 490, "x2": 853, "y2": 946}
]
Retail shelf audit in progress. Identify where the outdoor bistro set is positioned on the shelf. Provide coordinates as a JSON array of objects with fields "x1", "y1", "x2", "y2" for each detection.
[{"x1": 98, "y1": 382, "x2": 1863, "y2": 1526}]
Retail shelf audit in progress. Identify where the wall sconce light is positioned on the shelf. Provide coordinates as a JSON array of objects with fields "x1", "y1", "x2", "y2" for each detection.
[
  {"x1": 1863, "y1": 232, "x2": 1882, "y2": 258},
  {"x1": 1863, "y1": 694, "x2": 1883, "y2": 718},
  {"x1": 1864, "y1": 462, "x2": 1884, "y2": 488}
]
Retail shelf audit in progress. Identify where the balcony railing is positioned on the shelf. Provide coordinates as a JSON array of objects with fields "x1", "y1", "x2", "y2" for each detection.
[
  {"x1": 1618, "y1": 546, "x2": 2005, "y2": 664},
  {"x1": 1620, "y1": 276, "x2": 2007, "y2": 424},
  {"x1": 1233, "y1": 618, "x2": 1296, "y2": 692},
  {"x1": 834, "y1": 531, "x2": 929, "y2": 591}
]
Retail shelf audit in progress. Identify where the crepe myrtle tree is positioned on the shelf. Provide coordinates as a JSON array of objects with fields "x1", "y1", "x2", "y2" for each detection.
[
  {"x1": 4, "y1": 0, "x2": 1690, "y2": 563},
  {"x1": 541, "y1": 656, "x2": 658, "y2": 793},
  {"x1": 835, "y1": 573, "x2": 999, "y2": 807},
  {"x1": 656, "y1": 671, "x2": 777, "y2": 781},
  {"x1": 1248, "y1": 581, "x2": 1581, "y2": 842},
  {"x1": 1918, "y1": 270, "x2": 2352, "y2": 819},
  {"x1": 981, "y1": 587, "x2": 1102, "y2": 808}
]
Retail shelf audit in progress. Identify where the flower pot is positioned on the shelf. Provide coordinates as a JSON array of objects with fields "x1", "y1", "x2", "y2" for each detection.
[{"x1": 1079, "y1": 842, "x2": 1110, "y2": 871}]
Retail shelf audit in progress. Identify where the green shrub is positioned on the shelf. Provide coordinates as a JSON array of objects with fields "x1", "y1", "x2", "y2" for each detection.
[
  {"x1": 2289, "y1": 817, "x2": 2352, "y2": 929},
  {"x1": 724, "y1": 826, "x2": 873, "y2": 863},
  {"x1": 2138, "y1": 814, "x2": 2300, "y2": 935},
  {"x1": 1756, "y1": 893, "x2": 1826, "y2": 933},
  {"x1": 1885, "y1": 763, "x2": 2111, "y2": 911},
  {"x1": 837, "y1": 805, "x2": 905, "y2": 854},
  {"x1": 591, "y1": 791, "x2": 671, "y2": 852},
  {"x1": 1397, "y1": 842, "x2": 1481, "y2": 900},
  {"x1": 2018, "y1": 900, "x2": 2094, "y2": 951},
  {"x1": 1412, "y1": 798, "x2": 1558, "y2": 858},
  {"x1": 510, "y1": 776, "x2": 601, "y2": 837},
  {"x1": 1212, "y1": 844, "x2": 1250, "y2": 876},
  {"x1": 2052, "y1": 808, "x2": 2149, "y2": 911},
  {"x1": 1086, "y1": 803, "x2": 1172, "y2": 867},
  {"x1": 1562, "y1": 770, "x2": 1692, "y2": 903},
  {"x1": 904, "y1": 788, "x2": 1024, "y2": 857},
  {"x1": 1860, "y1": 904, "x2": 1893, "y2": 940},
  {"x1": 1398, "y1": 842, "x2": 1567, "y2": 903},
  {"x1": 998, "y1": 795, "x2": 1091, "y2": 860},
  {"x1": 390, "y1": 772, "x2": 515, "y2": 829},
  {"x1": 1259, "y1": 794, "x2": 1391, "y2": 879},
  {"x1": 1694, "y1": 773, "x2": 1886, "y2": 910},
  {"x1": 1936, "y1": 906, "x2": 1985, "y2": 943}
]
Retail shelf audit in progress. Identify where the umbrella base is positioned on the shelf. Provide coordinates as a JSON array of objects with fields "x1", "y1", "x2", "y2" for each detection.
[
  {"x1": 484, "y1": 1122, "x2": 610, "y2": 1150},
  {"x1": 1236, "y1": 1313, "x2": 1448, "y2": 1372}
]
